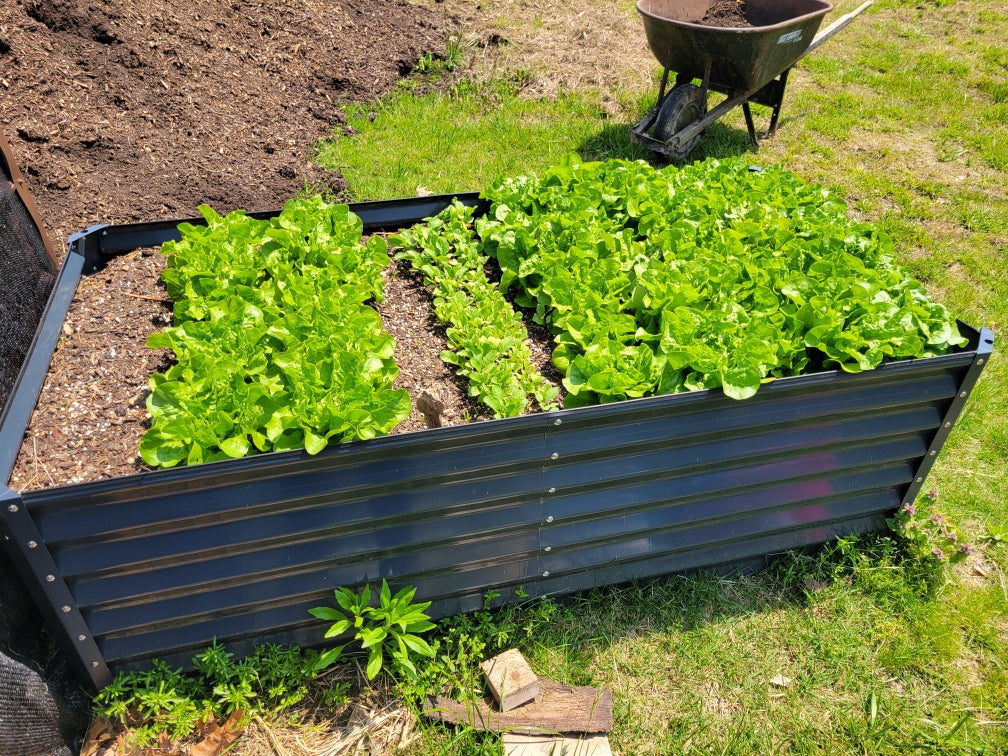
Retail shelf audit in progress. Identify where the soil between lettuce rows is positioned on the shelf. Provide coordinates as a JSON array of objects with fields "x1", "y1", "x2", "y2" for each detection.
[{"x1": 6, "y1": 237, "x2": 564, "y2": 491}]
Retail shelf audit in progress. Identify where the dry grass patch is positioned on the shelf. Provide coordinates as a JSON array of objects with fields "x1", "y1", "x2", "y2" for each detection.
[{"x1": 426, "y1": 0, "x2": 657, "y2": 100}]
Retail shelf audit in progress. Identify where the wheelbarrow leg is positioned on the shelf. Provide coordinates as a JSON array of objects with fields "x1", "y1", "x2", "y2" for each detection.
[
  {"x1": 742, "y1": 102, "x2": 759, "y2": 145},
  {"x1": 766, "y1": 68, "x2": 791, "y2": 136},
  {"x1": 655, "y1": 45, "x2": 696, "y2": 108},
  {"x1": 656, "y1": 66, "x2": 672, "y2": 105},
  {"x1": 742, "y1": 66, "x2": 792, "y2": 145}
]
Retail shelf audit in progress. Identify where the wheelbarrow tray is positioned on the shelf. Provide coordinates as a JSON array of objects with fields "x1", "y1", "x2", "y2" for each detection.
[{"x1": 638, "y1": 0, "x2": 834, "y2": 93}]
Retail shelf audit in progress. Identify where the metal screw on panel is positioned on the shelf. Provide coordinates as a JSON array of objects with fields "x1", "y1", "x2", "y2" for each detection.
[
  {"x1": 553, "y1": 419, "x2": 562, "y2": 426},
  {"x1": 960, "y1": 391, "x2": 968, "y2": 398},
  {"x1": 977, "y1": 358, "x2": 985, "y2": 365},
  {"x1": 45, "y1": 575, "x2": 55, "y2": 582},
  {"x1": 91, "y1": 661, "x2": 100, "y2": 668},
  {"x1": 930, "y1": 450, "x2": 937, "y2": 456},
  {"x1": 544, "y1": 546, "x2": 552, "y2": 552},
  {"x1": 550, "y1": 452, "x2": 559, "y2": 460},
  {"x1": 27, "y1": 540, "x2": 37, "y2": 549},
  {"x1": 77, "y1": 635, "x2": 87, "y2": 642},
  {"x1": 6, "y1": 504, "x2": 17, "y2": 513},
  {"x1": 944, "y1": 422, "x2": 952, "y2": 428},
  {"x1": 916, "y1": 477, "x2": 923, "y2": 483},
  {"x1": 542, "y1": 571, "x2": 550, "y2": 577},
  {"x1": 60, "y1": 606, "x2": 71, "y2": 613},
  {"x1": 546, "y1": 515, "x2": 554, "y2": 523},
  {"x1": 548, "y1": 487, "x2": 556, "y2": 494}
]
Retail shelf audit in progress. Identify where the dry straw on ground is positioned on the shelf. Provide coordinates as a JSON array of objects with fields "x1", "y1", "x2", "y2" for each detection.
[
  {"x1": 431, "y1": 0, "x2": 657, "y2": 99},
  {"x1": 240, "y1": 701, "x2": 420, "y2": 756}
]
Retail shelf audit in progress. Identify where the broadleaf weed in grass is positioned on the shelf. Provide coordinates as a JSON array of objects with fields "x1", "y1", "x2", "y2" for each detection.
[
  {"x1": 887, "y1": 489, "x2": 975, "y2": 586},
  {"x1": 981, "y1": 521, "x2": 1007, "y2": 549},
  {"x1": 395, "y1": 591, "x2": 559, "y2": 708},
  {"x1": 309, "y1": 579, "x2": 436, "y2": 681},
  {"x1": 443, "y1": 32, "x2": 467, "y2": 72}
]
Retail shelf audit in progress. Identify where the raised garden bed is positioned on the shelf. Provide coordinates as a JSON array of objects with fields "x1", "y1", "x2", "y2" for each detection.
[{"x1": 0, "y1": 165, "x2": 993, "y2": 691}]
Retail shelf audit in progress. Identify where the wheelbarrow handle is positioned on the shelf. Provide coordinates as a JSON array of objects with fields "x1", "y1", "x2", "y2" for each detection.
[{"x1": 805, "y1": 1, "x2": 874, "y2": 56}]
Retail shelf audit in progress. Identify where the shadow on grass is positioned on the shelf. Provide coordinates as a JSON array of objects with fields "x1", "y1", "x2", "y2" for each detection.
[
  {"x1": 440, "y1": 529, "x2": 942, "y2": 688},
  {"x1": 575, "y1": 114, "x2": 778, "y2": 168}
]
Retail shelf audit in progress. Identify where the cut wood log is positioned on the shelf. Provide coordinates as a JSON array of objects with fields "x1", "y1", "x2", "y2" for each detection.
[{"x1": 423, "y1": 677, "x2": 612, "y2": 734}]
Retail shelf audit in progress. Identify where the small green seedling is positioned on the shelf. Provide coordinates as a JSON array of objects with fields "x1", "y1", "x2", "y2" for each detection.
[{"x1": 309, "y1": 579, "x2": 436, "y2": 680}]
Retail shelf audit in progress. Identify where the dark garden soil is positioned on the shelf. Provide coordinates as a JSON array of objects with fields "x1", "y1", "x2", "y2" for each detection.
[
  {"x1": 3, "y1": 0, "x2": 447, "y2": 242},
  {"x1": 1, "y1": 0, "x2": 562, "y2": 491},
  {"x1": 702, "y1": 0, "x2": 753, "y2": 28}
]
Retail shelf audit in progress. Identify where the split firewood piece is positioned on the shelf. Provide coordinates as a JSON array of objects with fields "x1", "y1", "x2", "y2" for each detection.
[
  {"x1": 481, "y1": 648, "x2": 540, "y2": 712},
  {"x1": 423, "y1": 677, "x2": 613, "y2": 734}
]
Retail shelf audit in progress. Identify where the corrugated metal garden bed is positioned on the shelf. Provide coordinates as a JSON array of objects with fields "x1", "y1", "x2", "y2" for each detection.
[{"x1": 0, "y1": 187, "x2": 993, "y2": 691}]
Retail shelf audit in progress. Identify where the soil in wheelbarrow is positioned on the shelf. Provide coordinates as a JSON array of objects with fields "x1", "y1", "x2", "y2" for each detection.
[{"x1": 703, "y1": 0, "x2": 754, "y2": 28}]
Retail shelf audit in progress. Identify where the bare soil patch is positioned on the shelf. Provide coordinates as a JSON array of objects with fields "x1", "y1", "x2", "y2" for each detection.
[{"x1": 2, "y1": 0, "x2": 446, "y2": 245}]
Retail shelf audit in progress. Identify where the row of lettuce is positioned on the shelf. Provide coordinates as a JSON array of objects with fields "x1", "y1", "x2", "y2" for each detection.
[
  {"x1": 140, "y1": 157, "x2": 965, "y2": 468},
  {"x1": 139, "y1": 199, "x2": 410, "y2": 468}
]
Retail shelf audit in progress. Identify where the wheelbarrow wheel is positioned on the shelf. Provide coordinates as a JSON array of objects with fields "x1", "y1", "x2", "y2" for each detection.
[{"x1": 653, "y1": 83, "x2": 707, "y2": 162}]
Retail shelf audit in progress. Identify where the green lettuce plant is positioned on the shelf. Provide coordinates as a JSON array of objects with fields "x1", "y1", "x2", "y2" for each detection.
[
  {"x1": 140, "y1": 197, "x2": 410, "y2": 467},
  {"x1": 391, "y1": 199, "x2": 559, "y2": 417},
  {"x1": 474, "y1": 155, "x2": 967, "y2": 404}
]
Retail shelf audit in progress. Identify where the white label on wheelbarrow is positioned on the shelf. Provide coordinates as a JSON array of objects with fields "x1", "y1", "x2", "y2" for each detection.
[{"x1": 778, "y1": 30, "x2": 804, "y2": 44}]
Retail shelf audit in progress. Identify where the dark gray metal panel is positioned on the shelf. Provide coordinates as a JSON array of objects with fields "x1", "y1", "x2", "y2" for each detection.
[
  {"x1": 17, "y1": 345, "x2": 981, "y2": 686},
  {"x1": 0, "y1": 250, "x2": 84, "y2": 478},
  {"x1": 528, "y1": 358, "x2": 972, "y2": 595},
  {"x1": 21, "y1": 416, "x2": 547, "y2": 676},
  {"x1": 0, "y1": 486, "x2": 110, "y2": 686},
  {"x1": 534, "y1": 509, "x2": 892, "y2": 599}
]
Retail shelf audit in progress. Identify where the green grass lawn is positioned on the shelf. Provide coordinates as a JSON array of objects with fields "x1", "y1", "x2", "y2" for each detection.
[{"x1": 312, "y1": 1, "x2": 1007, "y2": 752}]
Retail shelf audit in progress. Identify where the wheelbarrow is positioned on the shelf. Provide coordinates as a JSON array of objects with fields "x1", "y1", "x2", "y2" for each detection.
[{"x1": 632, "y1": 0, "x2": 873, "y2": 162}]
